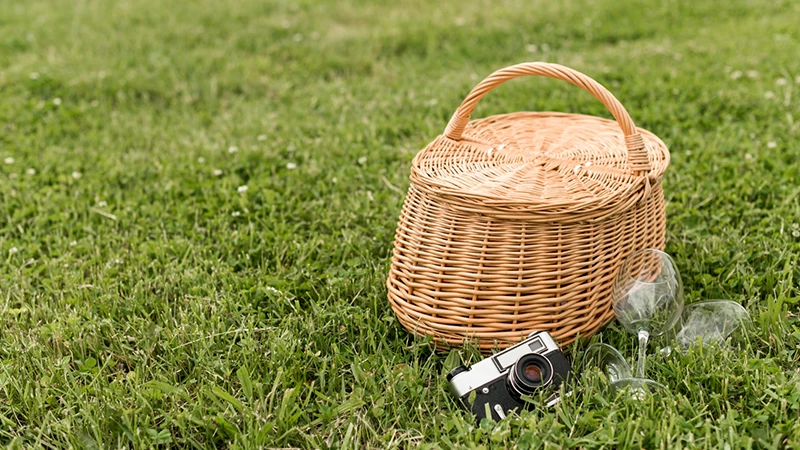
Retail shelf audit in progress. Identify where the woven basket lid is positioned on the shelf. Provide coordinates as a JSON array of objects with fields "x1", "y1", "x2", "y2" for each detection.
[{"x1": 410, "y1": 63, "x2": 670, "y2": 222}]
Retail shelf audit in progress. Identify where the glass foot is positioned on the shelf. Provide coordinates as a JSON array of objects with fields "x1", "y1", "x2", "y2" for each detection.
[{"x1": 582, "y1": 343, "x2": 632, "y2": 382}]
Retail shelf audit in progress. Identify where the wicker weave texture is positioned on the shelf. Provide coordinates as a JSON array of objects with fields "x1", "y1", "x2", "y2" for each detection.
[{"x1": 387, "y1": 63, "x2": 670, "y2": 353}]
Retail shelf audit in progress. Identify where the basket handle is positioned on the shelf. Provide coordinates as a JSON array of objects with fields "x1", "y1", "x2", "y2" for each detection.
[{"x1": 443, "y1": 62, "x2": 651, "y2": 175}]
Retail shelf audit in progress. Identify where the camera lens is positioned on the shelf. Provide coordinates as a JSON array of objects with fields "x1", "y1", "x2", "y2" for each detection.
[{"x1": 507, "y1": 354, "x2": 553, "y2": 399}]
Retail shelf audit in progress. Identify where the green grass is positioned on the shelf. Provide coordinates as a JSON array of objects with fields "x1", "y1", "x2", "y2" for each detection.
[{"x1": 1, "y1": 0, "x2": 799, "y2": 447}]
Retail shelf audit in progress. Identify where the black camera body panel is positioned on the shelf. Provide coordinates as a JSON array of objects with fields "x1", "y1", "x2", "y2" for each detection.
[{"x1": 447, "y1": 331, "x2": 571, "y2": 423}]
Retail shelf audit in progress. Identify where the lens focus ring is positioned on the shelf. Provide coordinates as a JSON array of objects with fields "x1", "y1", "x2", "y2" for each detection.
[{"x1": 507, "y1": 354, "x2": 554, "y2": 399}]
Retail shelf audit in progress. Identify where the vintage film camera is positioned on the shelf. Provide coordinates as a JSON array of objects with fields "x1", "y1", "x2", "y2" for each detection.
[{"x1": 447, "y1": 331, "x2": 571, "y2": 422}]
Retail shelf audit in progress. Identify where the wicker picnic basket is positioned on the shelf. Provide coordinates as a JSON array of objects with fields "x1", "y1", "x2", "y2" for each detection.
[{"x1": 387, "y1": 62, "x2": 670, "y2": 354}]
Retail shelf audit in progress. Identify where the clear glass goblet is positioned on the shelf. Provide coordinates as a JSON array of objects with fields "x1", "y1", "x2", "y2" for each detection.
[{"x1": 612, "y1": 248, "x2": 684, "y2": 380}]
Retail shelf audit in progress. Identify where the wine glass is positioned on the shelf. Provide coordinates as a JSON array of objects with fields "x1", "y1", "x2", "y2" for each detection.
[{"x1": 612, "y1": 248, "x2": 684, "y2": 384}]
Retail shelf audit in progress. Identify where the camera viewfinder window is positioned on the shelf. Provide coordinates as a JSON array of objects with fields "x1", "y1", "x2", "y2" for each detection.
[{"x1": 528, "y1": 339, "x2": 545, "y2": 353}]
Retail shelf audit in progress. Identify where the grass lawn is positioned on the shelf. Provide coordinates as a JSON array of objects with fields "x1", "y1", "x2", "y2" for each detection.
[{"x1": 1, "y1": 0, "x2": 799, "y2": 447}]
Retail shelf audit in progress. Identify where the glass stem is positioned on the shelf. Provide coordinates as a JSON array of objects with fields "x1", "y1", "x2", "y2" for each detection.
[{"x1": 636, "y1": 329, "x2": 650, "y2": 378}]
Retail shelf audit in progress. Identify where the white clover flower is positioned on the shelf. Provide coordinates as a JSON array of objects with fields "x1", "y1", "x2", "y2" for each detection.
[
  {"x1": 69, "y1": 241, "x2": 77, "y2": 247},
  {"x1": 52, "y1": 98, "x2": 62, "y2": 105},
  {"x1": 9, "y1": 247, "x2": 18, "y2": 254},
  {"x1": 767, "y1": 141, "x2": 777, "y2": 148},
  {"x1": 293, "y1": 33, "x2": 303, "y2": 42},
  {"x1": 8, "y1": 173, "x2": 18, "y2": 179},
  {"x1": 4, "y1": 157, "x2": 14, "y2": 165},
  {"x1": 332, "y1": 177, "x2": 338, "y2": 184},
  {"x1": 730, "y1": 71, "x2": 742, "y2": 80},
  {"x1": 212, "y1": 169, "x2": 223, "y2": 176},
  {"x1": 231, "y1": 211, "x2": 241, "y2": 217},
  {"x1": 286, "y1": 162, "x2": 297, "y2": 170},
  {"x1": 197, "y1": 157, "x2": 205, "y2": 163},
  {"x1": 26, "y1": 168, "x2": 36, "y2": 176},
  {"x1": 237, "y1": 185, "x2": 248, "y2": 193},
  {"x1": 764, "y1": 91, "x2": 775, "y2": 99},
  {"x1": 30, "y1": 72, "x2": 39, "y2": 80},
  {"x1": 357, "y1": 156, "x2": 367, "y2": 165},
  {"x1": 98, "y1": 201, "x2": 107, "y2": 207},
  {"x1": 525, "y1": 44, "x2": 538, "y2": 53},
  {"x1": 72, "y1": 171, "x2": 82, "y2": 179},
  {"x1": 796, "y1": 76, "x2": 800, "y2": 84},
  {"x1": 746, "y1": 70, "x2": 760, "y2": 79},
  {"x1": 228, "y1": 146, "x2": 239, "y2": 154},
  {"x1": 776, "y1": 78, "x2": 788, "y2": 86},
  {"x1": 257, "y1": 134, "x2": 267, "y2": 141},
  {"x1": 745, "y1": 153, "x2": 753, "y2": 160},
  {"x1": 793, "y1": 230, "x2": 800, "y2": 238}
]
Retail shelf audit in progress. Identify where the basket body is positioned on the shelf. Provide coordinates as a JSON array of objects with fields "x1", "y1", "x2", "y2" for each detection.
[{"x1": 387, "y1": 63, "x2": 670, "y2": 353}]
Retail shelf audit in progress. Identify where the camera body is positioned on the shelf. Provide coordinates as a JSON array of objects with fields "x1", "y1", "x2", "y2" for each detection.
[{"x1": 447, "y1": 331, "x2": 571, "y2": 422}]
